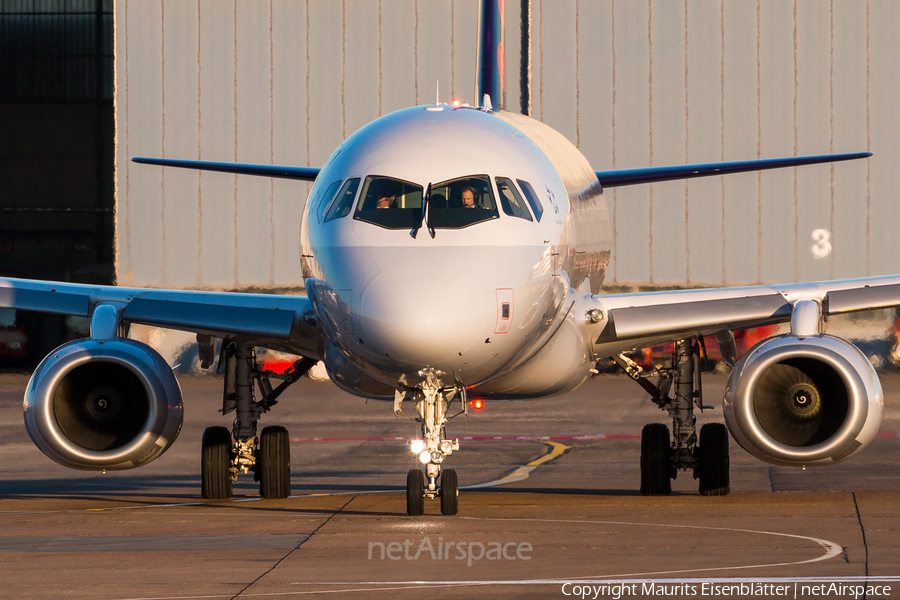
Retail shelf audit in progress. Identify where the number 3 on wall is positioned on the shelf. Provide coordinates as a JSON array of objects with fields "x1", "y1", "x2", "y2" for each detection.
[{"x1": 811, "y1": 228, "x2": 832, "y2": 259}]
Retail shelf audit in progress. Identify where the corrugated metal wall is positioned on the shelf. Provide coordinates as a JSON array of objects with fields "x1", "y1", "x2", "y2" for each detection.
[{"x1": 115, "y1": 0, "x2": 900, "y2": 290}]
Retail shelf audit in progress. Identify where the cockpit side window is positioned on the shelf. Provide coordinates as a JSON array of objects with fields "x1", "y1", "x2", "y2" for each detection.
[
  {"x1": 323, "y1": 178, "x2": 360, "y2": 223},
  {"x1": 496, "y1": 177, "x2": 533, "y2": 222},
  {"x1": 315, "y1": 179, "x2": 344, "y2": 223},
  {"x1": 429, "y1": 175, "x2": 499, "y2": 229},
  {"x1": 353, "y1": 176, "x2": 424, "y2": 229},
  {"x1": 516, "y1": 179, "x2": 544, "y2": 222}
]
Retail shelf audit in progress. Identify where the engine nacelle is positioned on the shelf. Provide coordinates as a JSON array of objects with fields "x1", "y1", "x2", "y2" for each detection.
[
  {"x1": 24, "y1": 338, "x2": 184, "y2": 471},
  {"x1": 724, "y1": 334, "x2": 883, "y2": 467}
]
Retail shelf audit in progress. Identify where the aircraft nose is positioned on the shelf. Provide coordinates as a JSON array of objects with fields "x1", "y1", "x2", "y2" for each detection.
[{"x1": 358, "y1": 270, "x2": 489, "y2": 365}]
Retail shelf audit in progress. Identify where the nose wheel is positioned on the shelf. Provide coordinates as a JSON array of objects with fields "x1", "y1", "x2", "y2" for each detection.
[
  {"x1": 406, "y1": 469, "x2": 425, "y2": 516},
  {"x1": 405, "y1": 468, "x2": 459, "y2": 516},
  {"x1": 440, "y1": 468, "x2": 458, "y2": 515}
]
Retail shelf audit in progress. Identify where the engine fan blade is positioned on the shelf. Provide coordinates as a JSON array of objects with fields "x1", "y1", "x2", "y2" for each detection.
[{"x1": 754, "y1": 363, "x2": 824, "y2": 446}]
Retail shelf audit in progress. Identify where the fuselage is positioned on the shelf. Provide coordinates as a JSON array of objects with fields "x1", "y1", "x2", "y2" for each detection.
[{"x1": 299, "y1": 105, "x2": 611, "y2": 396}]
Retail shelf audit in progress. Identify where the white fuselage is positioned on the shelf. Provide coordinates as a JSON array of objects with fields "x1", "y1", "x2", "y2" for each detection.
[{"x1": 300, "y1": 106, "x2": 611, "y2": 397}]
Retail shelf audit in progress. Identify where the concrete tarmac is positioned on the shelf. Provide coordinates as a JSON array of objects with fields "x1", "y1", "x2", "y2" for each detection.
[{"x1": 1, "y1": 371, "x2": 899, "y2": 599}]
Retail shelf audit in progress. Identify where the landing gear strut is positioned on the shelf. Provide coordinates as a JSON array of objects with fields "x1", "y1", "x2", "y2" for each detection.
[
  {"x1": 200, "y1": 339, "x2": 316, "y2": 500},
  {"x1": 615, "y1": 338, "x2": 730, "y2": 496},
  {"x1": 396, "y1": 370, "x2": 464, "y2": 515}
]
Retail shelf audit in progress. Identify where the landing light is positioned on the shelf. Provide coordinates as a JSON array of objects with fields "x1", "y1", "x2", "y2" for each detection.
[
  {"x1": 418, "y1": 450, "x2": 432, "y2": 464},
  {"x1": 469, "y1": 399, "x2": 484, "y2": 410},
  {"x1": 409, "y1": 439, "x2": 425, "y2": 454}
]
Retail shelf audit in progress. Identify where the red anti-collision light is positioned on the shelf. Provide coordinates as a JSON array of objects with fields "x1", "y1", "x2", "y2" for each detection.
[
  {"x1": 469, "y1": 399, "x2": 484, "y2": 410},
  {"x1": 451, "y1": 98, "x2": 462, "y2": 107}
]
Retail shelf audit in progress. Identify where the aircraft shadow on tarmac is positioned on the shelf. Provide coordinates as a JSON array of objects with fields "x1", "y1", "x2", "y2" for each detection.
[
  {"x1": 0, "y1": 474, "x2": 205, "y2": 500},
  {"x1": 0, "y1": 473, "x2": 645, "y2": 503}
]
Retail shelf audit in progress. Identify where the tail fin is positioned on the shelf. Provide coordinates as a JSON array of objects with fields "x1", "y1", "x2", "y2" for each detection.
[{"x1": 476, "y1": 0, "x2": 505, "y2": 110}]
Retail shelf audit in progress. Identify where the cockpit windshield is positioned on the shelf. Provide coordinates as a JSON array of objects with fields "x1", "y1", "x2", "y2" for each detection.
[
  {"x1": 353, "y1": 176, "x2": 424, "y2": 229},
  {"x1": 428, "y1": 175, "x2": 499, "y2": 229},
  {"x1": 323, "y1": 178, "x2": 360, "y2": 223}
]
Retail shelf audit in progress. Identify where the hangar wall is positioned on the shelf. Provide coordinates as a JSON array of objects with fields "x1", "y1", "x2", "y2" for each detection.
[{"x1": 115, "y1": 0, "x2": 900, "y2": 290}]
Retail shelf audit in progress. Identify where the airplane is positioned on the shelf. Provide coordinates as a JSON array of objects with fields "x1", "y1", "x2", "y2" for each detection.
[{"x1": 1, "y1": 0, "x2": 893, "y2": 517}]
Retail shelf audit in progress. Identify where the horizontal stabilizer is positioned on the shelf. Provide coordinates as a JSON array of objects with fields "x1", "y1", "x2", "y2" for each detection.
[
  {"x1": 132, "y1": 157, "x2": 320, "y2": 182},
  {"x1": 595, "y1": 152, "x2": 871, "y2": 188}
]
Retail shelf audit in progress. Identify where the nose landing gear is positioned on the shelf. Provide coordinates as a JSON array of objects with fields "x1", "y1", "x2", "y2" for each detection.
[{"x1": 396, "y1": 370, "x2": 465, "y2": 516}]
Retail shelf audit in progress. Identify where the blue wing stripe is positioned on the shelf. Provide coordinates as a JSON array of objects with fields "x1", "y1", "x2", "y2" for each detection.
[
  {"x1": 122, "y1": 298, "x2": 297, "y2": 339},
  {"x1": 0, "y1": 286, "x2": 90, "y2": 316}
]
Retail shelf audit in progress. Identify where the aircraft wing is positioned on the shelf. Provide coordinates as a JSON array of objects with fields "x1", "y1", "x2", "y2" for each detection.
[
  {"x1": 131, "y1": 157, "x2": 320, "y2": 182},
  {"x1": 0, "y1": 277, "x2": 320, "y2": 355},
  {"x1": 589, "y1": 274, "x2": 900, "y2": 353},
  {"x1": 595, "y1": 152, "x2": 870, "y2": 188}
]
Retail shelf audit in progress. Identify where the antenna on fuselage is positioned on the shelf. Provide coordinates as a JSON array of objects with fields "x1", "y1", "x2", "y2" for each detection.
[{"x1": 475, "y1": 0, "x2": 505, "y2": 111}]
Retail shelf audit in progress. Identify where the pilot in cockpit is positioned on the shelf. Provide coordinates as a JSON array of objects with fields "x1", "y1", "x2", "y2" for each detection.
[
  {"x1": 375, "y1": 194, "x2": 392, "y2": 209},
  {"x1": 461, "y1": 186, "x2": 476, "y2": 209}
]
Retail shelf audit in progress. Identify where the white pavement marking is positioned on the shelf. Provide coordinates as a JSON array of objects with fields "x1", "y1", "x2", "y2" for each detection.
[
  {"x1": 295, "y1": 516, "x2": 844, "y2": 588},
  {"x1": 106, "y1": 578, "x2": 900, "y2": 600},
  {"x1": 303, "y1": 576, "x2": 900, "y2": 589},
  {"x1": 109, "y1": 584, "x2": 442, "y2": 600}
]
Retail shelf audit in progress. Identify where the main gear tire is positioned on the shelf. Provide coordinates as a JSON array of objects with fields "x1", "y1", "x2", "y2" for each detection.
[
  {"x1": 698, "y1": 423, "x2": 730, "y2": 496},
  {"x1": 259, "y1": 425, "x2": 291, "y2": 499},
  {"x1": 201, "y1": 426, "x2": 233, "y2": 500},
  {"x1": 640, "y1": 423, "x2": 672, "y2": 496}
]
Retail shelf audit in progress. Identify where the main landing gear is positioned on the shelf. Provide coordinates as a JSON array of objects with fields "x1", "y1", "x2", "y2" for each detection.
[
  {"x1": 201, "y1": 339, "x2": 317, "y2": 500},
  {"x1": 614, "y1": 339, "x2": 730, "y2": 497},
  {"x1": 396, "y1": 370, "x2": 464, "y2": 516}
]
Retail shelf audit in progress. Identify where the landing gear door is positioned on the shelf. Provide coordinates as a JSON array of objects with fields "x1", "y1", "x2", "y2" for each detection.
[{"x1": 495, "y1": 288, "x2": 513, "y2": 334}]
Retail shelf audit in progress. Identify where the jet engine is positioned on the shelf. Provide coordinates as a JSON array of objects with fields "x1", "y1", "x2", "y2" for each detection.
[
  {"x1": 23, "y1": 338, "x2": 184, "y2": 470},
  {"x1": 724, "y1": 334, "x2": 883, "y2": 467}
]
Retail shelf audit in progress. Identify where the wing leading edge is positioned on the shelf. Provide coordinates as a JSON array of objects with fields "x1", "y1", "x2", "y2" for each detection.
[
  {"x1": 588, "y1": 275, "x2": 900, "y2": 354},
  {"x1": 595, "y1": 152, "x2": 871, "y2": 188},
  {"x1": 0, "y1": 277, "x2": 320, "y2": 356}
]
